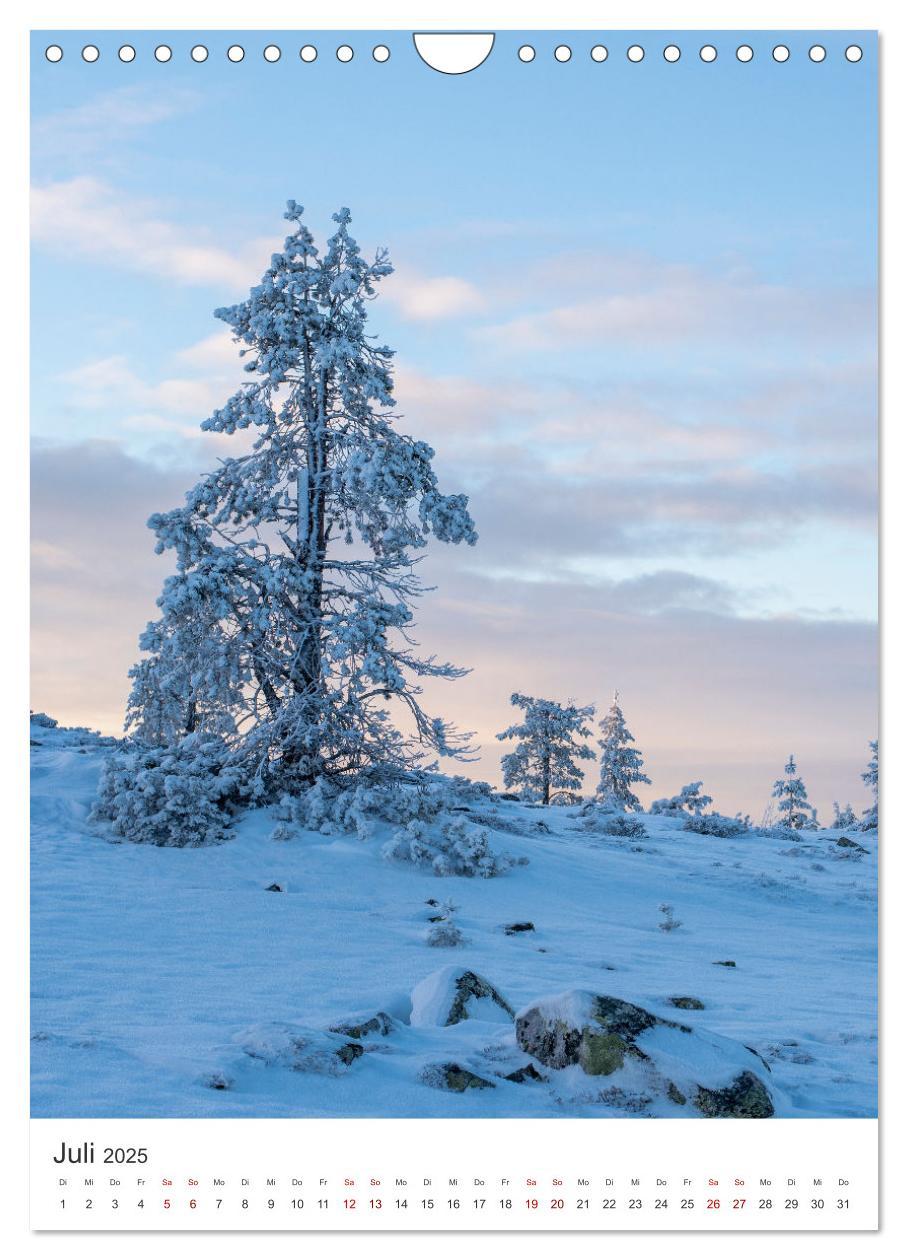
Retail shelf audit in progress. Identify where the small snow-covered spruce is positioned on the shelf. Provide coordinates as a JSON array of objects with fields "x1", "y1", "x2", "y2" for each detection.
[
  {"x1": 596, "y1": 692, "x2": 651, "y2": 811},
  {"x1": 124, "y1": 202, "x2": 477, "y2": 792},
  {"x1": 426, "y1": 901, "x2": 465, "y2": 947},
  {"x1": 771, "y1": 755, "x2": 814, "y2": 830},
  {"x1": 860, "y1": 740, "x2": 878, "y2": 831},
  {"x1": 650, "y1": 781, "x2": 713, "y2": 817},
  {"x1": 496, "y1": 694, "x2": 595, "y2": 806},
  {"x1": 832, "y1": 802, "x2": 858, "y2": 830},
  {"x1": 658, "y1": 902, "x2": 682, "y2": 932}
]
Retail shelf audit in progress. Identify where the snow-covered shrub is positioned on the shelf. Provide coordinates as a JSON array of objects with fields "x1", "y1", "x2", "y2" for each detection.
[
  {"x1": 427, "y1": 921, "x2": 465, "y2": 947},
  {"x1": 382, "y1": 817, "x2": 526, "y2": 878},
  {"x1": 30, "y1": 711, "x2": 58, "y2": 729},
  {"x1": 577, "y1": 795, "x2": 617, "y2": 822},
  {"x1": 292, "y1": 778, "x2": 383, "y2": 841},
  {"x1": 650, "y1": 781, "x2": 713, "y2": 817},
  {"x1": 832, "y1": 801, "x2": 858, "y2": 829},
  {"x1": 752, "y1": 823, "x2": 801, "y2": 843},
  {"x1": 289, "y1": 773, "x2": 499, "y2": 842},
  {"x1": 577, "y1": 801, "x2": 646, "y2": 837},
  {"x1": 270, "y1": 822, "x2": 298, "y2": 843},
  {"x1": 443, "y1": 774, "x2": 495, "y2": 804},
  {"x1": 658, "y1": 902, "x2": 682, "y2": 932},
  {"x1": 682, "y1": 812, "x2": 748, "y2": 838},
  {"x1": 602, "y1": 815, "x2": 647, "y2": 838},
  {"x1": 90, "y1": 734, "x2": 247, "y2": 847}
]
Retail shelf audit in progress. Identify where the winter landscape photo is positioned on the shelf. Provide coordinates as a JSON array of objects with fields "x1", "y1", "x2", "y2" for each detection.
[{"x1": 30, "y1": 33, "x2": 877, "y2": 1120}]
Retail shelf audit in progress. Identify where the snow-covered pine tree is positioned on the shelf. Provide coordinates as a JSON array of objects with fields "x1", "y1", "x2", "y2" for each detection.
[
  {"x1": 596, "y1": 692, "x2": 651, "y2": 811},
  {"x1": 860, "y1": 739, "x2": 878, "y2": 830},
  {"x1": 127, "y1": 202, "x2": 477, "y2": 788},
  {"x1": 832, "y1": 801, "x2": 858, "y2": 830},
  {"x1": 496, "y1": 694, "x2": 595, "y2": 805},
  {"x1": 771, "y1": 754, "x2": 814, "y2": 830}
]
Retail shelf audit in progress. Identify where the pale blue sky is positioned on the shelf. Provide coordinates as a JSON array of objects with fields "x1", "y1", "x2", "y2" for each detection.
[{"x1": 30, "y1": 30, "x2": 878, "y2": 816}]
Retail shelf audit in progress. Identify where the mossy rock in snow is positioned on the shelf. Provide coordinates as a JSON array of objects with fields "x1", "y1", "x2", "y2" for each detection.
[
  {"x1": 516, "y1": 994, "x2": 674, "y2": 1075},
  {"x1": 515, "y1": 991, "x2": 773, "y2": 1115},
  {"x1": 669, "y1": 996, "x2": 705, "y2": 1010},
  {"x1": 694, "y1": 1070, "x2": 774, "y2": 1118},
  {"x1": 422, "y1": 1062, "x2": 496, "y2": 1092},
  {"x1": 410, "y1": 966, "x2": 515, "y2": 1027},
  {"x1": 329, "y1": 1012, "x2": 394, "y2": 1040}
]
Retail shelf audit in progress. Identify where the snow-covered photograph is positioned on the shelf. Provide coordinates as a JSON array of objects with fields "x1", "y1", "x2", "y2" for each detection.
[{"x1": 31, "y1": 33, "x2": 877, "y2": 1119}]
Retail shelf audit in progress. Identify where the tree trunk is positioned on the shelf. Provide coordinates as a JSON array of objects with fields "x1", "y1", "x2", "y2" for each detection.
[{"x1": 287, "y1": 362, "x2": 329, "y2": 779}]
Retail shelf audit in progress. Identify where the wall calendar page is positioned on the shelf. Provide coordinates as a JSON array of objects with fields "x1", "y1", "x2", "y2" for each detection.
[{"x1": 27, "y1": 14, "x2": 880, "y2": 1241}]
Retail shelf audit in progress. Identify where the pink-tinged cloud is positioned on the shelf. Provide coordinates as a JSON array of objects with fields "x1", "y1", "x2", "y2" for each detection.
[{"x1": 31, "y1": 178, "x2": 260, "y2": 291}]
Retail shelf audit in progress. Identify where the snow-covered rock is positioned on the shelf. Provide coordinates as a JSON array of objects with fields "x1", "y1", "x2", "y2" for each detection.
[
  {"x1": 236, "y1": 1023, "x2": 366, "y2": 1074},
  {"x1": 328, "y1": 1012, "x2": 394, "y2": 1040},
  {"x1": 515, "y1": 991, "x2": 774, "y2": 1117},
  {"x1": 420, "y1": 1062, "x2": 496, "y2": 1092},
  {"x1": 410, "y1": 966, "x2": 515, "y2": 1027}
]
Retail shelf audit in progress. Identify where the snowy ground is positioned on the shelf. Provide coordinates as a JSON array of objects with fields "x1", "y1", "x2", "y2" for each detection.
[{"x1": 31, "y1": 722, "x2": 877, "y2": 1119}]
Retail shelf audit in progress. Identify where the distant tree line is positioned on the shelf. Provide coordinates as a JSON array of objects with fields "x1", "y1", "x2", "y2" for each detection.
[{"x1": 496, "y1": 692, "x2": 878, "y2": 832}]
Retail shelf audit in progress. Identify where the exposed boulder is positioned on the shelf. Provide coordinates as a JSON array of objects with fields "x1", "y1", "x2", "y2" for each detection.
[
  {"x1": 834, "y1": 837, "x2": 869, "y2": 853},
  {"x1": 503, "y1": 1062, "x2": 547, "y2": 1084},
  {"x1": 504, "y1": 921, "x2": 535, "y2": 935},
  {"x1": 694, "y1": 1071, "x2": 774, "y2": 1118},
  {"x1": 713, "y1": 960, "x2": 736, "y2": 967},
  {"x1": 204, "y1": 1071, "x2": 233, "y2": 1091},
  {"x1": 516, "y1": 993, "x2": 662, "y2": 1075},
  {"x1": 410, "y1": 966, "x2": 515, "y2": 1027},
  {"x1": 421, "y1": 1062, "x2": 496, "y2": 1092},
  {"x1": 329, "y1": 1012, "x2": 394, "y2": 1040},
  {"x1": 669, "y1": 996, "x2": 705, "y2": 1010},
  {"x1": 515, "y1": 991, "x2": 773, "y2": 1116}
]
